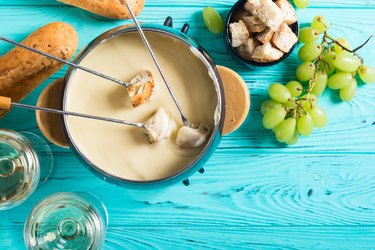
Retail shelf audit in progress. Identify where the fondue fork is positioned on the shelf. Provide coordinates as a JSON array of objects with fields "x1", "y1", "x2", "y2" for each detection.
[
  {"x1": 0, "y1": 96, "x2": 170, "y2": 143},
  {"x1": 0, "y1": 36, "x2": 131, "y2": 88},
  {"x1": 0, "y1": 96, "x2": 144, "y2": 128},
  {"x1": 125, "y1": 1, "x2": 191, "y2": 126}
]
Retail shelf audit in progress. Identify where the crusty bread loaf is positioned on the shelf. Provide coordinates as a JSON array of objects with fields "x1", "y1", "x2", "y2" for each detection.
[
  {"x1": 58, "y1": 0, "x2": 145, "y2": 19},
  {"x1": 0, "y1": 22, "x2": 78, "y2": 117}
]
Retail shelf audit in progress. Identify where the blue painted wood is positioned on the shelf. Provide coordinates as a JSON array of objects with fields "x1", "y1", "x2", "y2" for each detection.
[{"x1": 1, "y1": 0, "x2": 375, "y2": 249}]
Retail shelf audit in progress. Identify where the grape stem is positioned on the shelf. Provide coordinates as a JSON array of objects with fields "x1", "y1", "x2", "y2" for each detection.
[
  {"x1": 323, "y1": 33, "x2": 374, "y2": 63},
  {"x1": 352, "y1": 34, "x2": 374, "y2": 52}
]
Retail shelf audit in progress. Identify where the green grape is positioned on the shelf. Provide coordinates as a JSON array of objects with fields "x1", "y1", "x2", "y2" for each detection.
[
  {"x1": 358, "y1": 65, "x2": 375, "y2": 84},
  {"x1": 333, "y1": 51, "x2": 361, "y2": 73},
  {"x1": 293, "y1": 0, "x2": 310, "y2": 9},
  {"x1": 324, "y1": 50, "x2": 335, "y2": 64},
  {"x1": 274, "y1": 118, "x2": 297, "y2": 142},
  {"x1": 296, "y1": 62, "x2": 316, "y2": 82},
  {"x1": 319, "y1": 50, "x2": 336, "y2": 75},
  {"x1": 283, "y1": 97, "x2": 297, "y2": 108},
  {"x1": 286, "y1": 130, "x2": 299, "y2": 145},
  {"x1": 286, "y1": 81, "x2": 303, "y2": 97},
  {"x1": 268, "y1": 83, "x2": 292, "y2": 103},
  {"x1": 261, "y1": 100, "x2": 283, "y2": 115},
  {"x1": 298, "y1": 42, "x2": 323, "y2": 62},
  {"x1": 298, "y1": 27, "x2": 319, "y2": 43},
  {"x1": 300, "y1": 93, "x2": 318, "y2": 111},
  {"x1": 327, "y1": 72, "x2": 353, "y2": 89},
  {"x1": 202, "y1": 7, "x2": 225, "y2": 34},
  {"x1": 339, "y1": 78, "x2": 357, "y2": 101},
  {"x1": 311, "y1": 71, "x2": 328, "y2": 96},
  {"x1": 335, "y1": 68, "x2": 357, "y2": 75},
  {"x1": 297, "y1": 114, "x2": 314, "y2": 136},
  {"x1": 333, "y1": 38, "x2": 351, "y2": 53},
  {"x1": 309, "y1": 107, "x2": 328, "y2": 128},
  {"x1": 311, "y1": 15, "x2": 328, "y2": 33},
  {"x1": 263, "y1": 106, "x2": 287, "y2": 129}
]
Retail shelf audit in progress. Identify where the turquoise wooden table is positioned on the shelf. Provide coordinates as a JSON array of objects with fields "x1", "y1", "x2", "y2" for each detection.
[{"x1": 1, "y1": 0, "x2": 375, "y2": 249}]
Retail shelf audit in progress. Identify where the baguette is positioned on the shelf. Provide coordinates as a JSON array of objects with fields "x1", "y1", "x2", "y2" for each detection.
[
  {"x1": 0, "y1": 22, "x2": 78, "y2": 117},
  {"x1": 57, "y1": 0, "x2": 145, "y2": 19}
]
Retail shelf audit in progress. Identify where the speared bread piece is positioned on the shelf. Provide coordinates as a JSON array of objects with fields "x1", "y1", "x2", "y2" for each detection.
[
  {"x1": 176, "y1": 124, "x2": 210, "y2": 149},
  {"x1": 229, "y1": 20, "x2": 250, "y2": 47},
  {"x1": 256, "y1": 27, "x2": 274, "y2": 44},
  {"x1": 272, "y1": 23, "x2": 298, "y2": 53},
  {"x1": 57, "y1": 0, "x2": 144, "y2": 20},
  {"x1": 242, "y1": 15, "x2": 267, "y2": 33},
  {"x1": 236, "y1": 38, "x2": 259, "y2": 60},
  {"x1": 244, "y1": 0, "x2": 284, "y2": 31},
  {"x1": 127, "y1": 70, "x2": 155, "y2": 107},
  {"x1": 275, "y1": 0, "x2": 298, "y2": 25},
  {"x1": 0, "y1": 22, "x2": 78, "y2": 118},
  {"x1": 252, "y1": 42, "x2": 283, "y2": 63},
  {"x1": 144, "y1": 108, "x2": 171, "y2": 144}
]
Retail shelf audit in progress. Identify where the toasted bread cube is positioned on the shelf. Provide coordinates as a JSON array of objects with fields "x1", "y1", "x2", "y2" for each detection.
[
  {"x1": 275, "y1": 0, "x2": 298, "y2": 25},
  {"x1": 252, "y1": 42, "x2": 284, "y2": 63},
  {"x1": 249, "y1": 0, "x2": 284, "y2": 31},
  {"x1": 256, "y1": 28, "x2": 274, "y2": 44},
  {"x1": 236, "y1": 38, "x2": 259, "y2": 60},
  {"x1": 229, "y1": 20, "x2": 250, "y2": 47},
  {"x1": 127, "y1": 70, "x2": 155, "y2": 107},
  {"x1": 243, "y1": 15, "x2": 267, "y2": 33},
  {"x1": 272, "y1": 23, "x2": 298, "y2": 53},
  {"x1": 244, "y1": 0, "x2": 262, "y2": 15}
]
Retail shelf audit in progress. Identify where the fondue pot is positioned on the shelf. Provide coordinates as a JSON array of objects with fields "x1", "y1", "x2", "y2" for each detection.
[{"x1": 36, "y1": 17, "x2": 250, "y2": 188}]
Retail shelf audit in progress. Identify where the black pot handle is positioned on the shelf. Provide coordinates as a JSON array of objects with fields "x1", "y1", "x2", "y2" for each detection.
[
  {"x1": 164, "y1": 16, "x2": 173, "y2": 27},
  {"x1": 181, "y1": 23, "x2": 190, "y2": 34},
  {"x1": 163, "y1": 16, "x2": 190, "y2": 35}
]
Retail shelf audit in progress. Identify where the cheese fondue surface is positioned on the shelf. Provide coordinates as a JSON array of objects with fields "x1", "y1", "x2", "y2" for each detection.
[{"x1": 65, "y1": 31, "x2": 218, "y2": 181}]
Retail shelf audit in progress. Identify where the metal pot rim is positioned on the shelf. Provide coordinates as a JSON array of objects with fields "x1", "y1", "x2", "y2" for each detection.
[{"x1": 62, "y1": 24, "x2": 226, "y2": 186}]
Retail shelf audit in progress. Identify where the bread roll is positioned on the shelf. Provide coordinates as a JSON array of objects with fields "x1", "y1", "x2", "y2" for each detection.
[
  {"x1": 0, "y1": 22, "x2": 78, "y2": 117},
  {"x1": 58, "y1": 0, "x2": 145, "y2": 19}
]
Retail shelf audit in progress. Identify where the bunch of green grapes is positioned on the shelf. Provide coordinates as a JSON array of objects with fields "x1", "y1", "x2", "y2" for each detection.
[
  {"x1": 261, "y1": 16, "x2": 375, "y2": 145},
  {"x1": 261, "y1": 83, "x2": 328, "y2": 145}
]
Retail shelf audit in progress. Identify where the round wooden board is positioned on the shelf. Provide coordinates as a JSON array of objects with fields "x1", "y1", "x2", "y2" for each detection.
[
  {"x1": 217, "y1": 65, "x2": 250, "y2": 136},
  {"x1": 36, "y1": 67, "x2": 249, "y2": 147},
  {"x1": 36, "y1": 78, "x2": 70, "y2": 148}
]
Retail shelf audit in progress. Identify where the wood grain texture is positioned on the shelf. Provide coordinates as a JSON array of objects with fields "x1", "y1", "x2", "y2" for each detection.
[
  {"x1": 0, "y1": 0, "x2": 375, "y2": 8},
  {"x1": 2, "y1": 153, "x2": 375, "y2": 249},
  {"x1": 36, "y1": 78, "x2": 70, "y2": 148},
  {"x1": 0, "y1": 0, "x2": 375, "y2": 249},
  {"x1": 218, "y1": 65, "x2": 250, "y2": 135}
]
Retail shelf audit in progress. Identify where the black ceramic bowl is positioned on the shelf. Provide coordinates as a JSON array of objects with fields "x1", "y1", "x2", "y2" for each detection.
[{"x1": 225, "y1": 0, "x2": 300, "y2": 68}]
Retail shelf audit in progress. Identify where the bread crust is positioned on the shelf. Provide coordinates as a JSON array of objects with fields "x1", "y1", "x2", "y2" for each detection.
[
  {"x1": 127, "y1": 70, "x2": 155, "y2": 107},
  {"x1": 0, "y1": 22, "x2": 78, "y2": 117},
  {"x1": 58, "y1": 0, "x2": 145, "y2": 19}
]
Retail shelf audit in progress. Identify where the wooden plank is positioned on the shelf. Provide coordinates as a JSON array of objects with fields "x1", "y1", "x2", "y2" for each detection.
[
  {"x1": 0, "y1": 7, "x2": 374, "y2": 153},
  {"x1": 3, "y1": 226, "x2": 375, "y2": 249},
  {"x1": 2, "y1": 152, "x2": 375, "y2": 248},
  {"x1": 1, "y1": 1, "x2": 375, "y2": 249},
  {"x1": 0, "y1": 0, "x2": 374, "y2": 8},
  {"x1": 2, "y1": 153, "x2": 375, "y2": 228}
]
